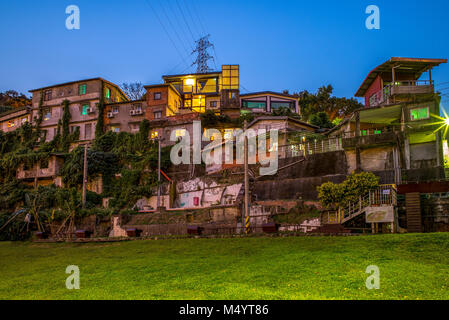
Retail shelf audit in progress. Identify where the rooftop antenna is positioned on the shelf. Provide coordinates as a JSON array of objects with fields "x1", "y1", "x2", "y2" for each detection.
[{"x1": 192, "y1": 34, "x2": 215, "y2": 73}]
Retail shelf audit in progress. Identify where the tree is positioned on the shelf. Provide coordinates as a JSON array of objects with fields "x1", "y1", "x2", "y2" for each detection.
[
  {"x1": 317, "y1": 172, "x2": 380, "y2": 209},
  {"x1": 310, "y1": 112, "x2": 334, "y2": 129},
  {"x1": 294, "y1": 85, "x2": 363, "y2": 122},
  {"x1": 272, "y1": 106, "x2": 301, "y2": 120},
  {"x1": 0, "y1": 90, "x2": 31, "y2": 109},
  {"x1": 121, "y1": 82, "x2": 145, "y2": 100}
]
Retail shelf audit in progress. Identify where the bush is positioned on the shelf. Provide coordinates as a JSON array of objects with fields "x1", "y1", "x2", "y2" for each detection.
[{"x1": 317, "y1": 172, "x2": 380, "y2": 209}]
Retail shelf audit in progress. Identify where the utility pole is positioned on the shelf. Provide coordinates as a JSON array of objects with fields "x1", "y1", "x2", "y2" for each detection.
[
  {"x1": 157, "y1": 137, "x2": 161, "y2": 209},
  {"x1": 82, "y1": 143, "x2": 88, "y2": 209},
  {"x1": 244, "y1": 120, "x2": 249, "y2": 232}
]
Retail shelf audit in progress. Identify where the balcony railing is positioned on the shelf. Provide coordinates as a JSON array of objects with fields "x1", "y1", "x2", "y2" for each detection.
[
  {"x1": 341, "y1": 127, "x2": 404, "y2": 149},
  {"x1": 369, "y1": 80, "x2": 434, "y2": 107}
]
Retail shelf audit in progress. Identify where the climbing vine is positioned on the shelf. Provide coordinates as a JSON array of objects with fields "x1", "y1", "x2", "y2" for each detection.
[{"x1": 95, "y1": 86, "x2": 105, "y2": 138}]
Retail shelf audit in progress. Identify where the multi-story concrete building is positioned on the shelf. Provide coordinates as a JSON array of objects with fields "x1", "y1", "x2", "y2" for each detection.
[
  {"x1": 329, "y1": 57, "x2": 448, "y2": 184},
  {"x1": 0, "y1": 107, "x2": 31, "y2": 133},
  {"x1": 28, "y1": 78, "x2": 128, "y2": 142}
]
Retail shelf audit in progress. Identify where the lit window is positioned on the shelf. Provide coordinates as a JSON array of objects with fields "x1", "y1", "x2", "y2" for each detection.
[
  {"x1": 222, "y1": 65, "x2": 239, "y2": 90},
  {"x1": 185, "y1": 78, "x2": 195, "y2": 86},
  {"x1": 106, "y1": 88, "x2": 111, "y2": 99},
  {"x1": 8, "y1": 121, "x2": 15, "y2": 128},
  {"x1": 21, "y1": 117, "x2": 28, "y2": 124},
  {"x1": 79, "y1": 84, "x2": 87, "y2": 95},
  {"x1": 111, "y1": 126, "x2": 120, "y2": 133},
  {"x1": 82, "y1": 104, "x2": 90, "y2": 115},
  {"x1": 175, "y1": 129, "x2": 186, "y2": 137},
  {"x1": 151, "y1": 131, "x2": 159, "y2": 139},
  {"x1": 43, "y1": 108, "x2": 51, "y2": 121},
  {"x1": 410, "y1": 107, "x2": 430, "y2": 121},
  {"x1": 374, "y1": 129, "x2": 382, "y2": 135}
]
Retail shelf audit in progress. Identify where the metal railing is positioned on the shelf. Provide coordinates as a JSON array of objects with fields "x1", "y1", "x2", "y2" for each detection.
[
  {"x1": 337, "y1": 185, "x2": 397, "y2": 224},
  {"x1": 279, "y1": 137, "x2": 343, "y2": 159},
  {"x1": 340, "y1": 126, "x2": 398, "y2": 139},
  {"x1": 369, "y1": 80, "x2": 434, "y2": 107}
]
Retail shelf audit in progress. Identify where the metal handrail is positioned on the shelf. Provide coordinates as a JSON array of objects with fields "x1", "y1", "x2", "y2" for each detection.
[{"x1": 340, "y1": 185, "x2": 397, "y2": 223}]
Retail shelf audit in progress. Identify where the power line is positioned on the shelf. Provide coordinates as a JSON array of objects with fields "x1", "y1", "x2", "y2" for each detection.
[
  {"x1": 240, "y1": 84, "x2": 252, "y2": 93},
  {"x1": 182, "y1": 0, "x2": 202, "y2": 38},
  {"x1": 189, "y1": 0, "x2": 218, "y2": 70},
  {"x1": 175, "y1": 0, "x2": 197, "y2": 45},
  {"x1": 144, "y1": 0, "x2": 191, "y2": 71},
  {"x1": 190, "y1": 0, "x2": 207, "y2": 36},
  {"x1": 157, "y1": 0, "x2": 194, "y2": 66},
  {"x1": 165, "y1": 0, "x2": 195, "y2": 51}
]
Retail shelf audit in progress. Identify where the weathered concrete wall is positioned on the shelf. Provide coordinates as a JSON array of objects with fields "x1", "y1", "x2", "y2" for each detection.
[
  {"x1": 259, "y1": 151, "x2": 347, "y2": 180},
  {"x1": 346, "y1": 147, "x2": 395, "y2": 173},
  {"x1": 410, "y1": 142, "x2": 437, "y2": 169},
  {"x1": 253, "y1": 175, "x2": 347, "y2": 201}
]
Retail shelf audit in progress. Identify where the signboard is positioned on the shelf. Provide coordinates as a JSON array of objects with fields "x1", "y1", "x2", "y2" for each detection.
[{"x1": 365, "y1": 206, "x2": 394, "y2": 223}]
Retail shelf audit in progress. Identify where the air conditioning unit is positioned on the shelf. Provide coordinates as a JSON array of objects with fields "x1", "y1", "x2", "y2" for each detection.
[
  {"x1": 107, "y1": 112, "x2": 114, "y2": 118},
  {"x1": 130, "y1": 110, "x2": 136, "y2": 116}
]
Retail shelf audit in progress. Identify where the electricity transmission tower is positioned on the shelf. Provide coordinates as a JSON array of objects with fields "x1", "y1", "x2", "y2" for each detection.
[{"x1": 192, "y1": 35, "x2": 215, "y2": 73}]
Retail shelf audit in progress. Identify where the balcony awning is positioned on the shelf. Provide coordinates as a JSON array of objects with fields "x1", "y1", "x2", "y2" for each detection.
[
  {"x1": 352, "y1": 105, "x2": 402, "y2": 125},
  {"x1": 355, "y1": 57, "x2": 447, "y2": 97}
]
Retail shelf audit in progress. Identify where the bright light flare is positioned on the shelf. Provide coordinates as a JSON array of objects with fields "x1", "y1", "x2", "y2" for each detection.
[{"x1": 429, "y1": 106, "x2": 449, "y2": 138}]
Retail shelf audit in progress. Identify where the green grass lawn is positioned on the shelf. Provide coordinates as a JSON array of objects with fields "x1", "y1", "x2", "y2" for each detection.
[{"x1": 0, "y1": 233, "x2": 448, "y2": 300}]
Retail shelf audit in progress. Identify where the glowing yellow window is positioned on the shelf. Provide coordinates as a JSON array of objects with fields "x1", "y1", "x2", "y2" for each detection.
[
  {"x1": 8, "y1": 121, "x2": 15, "y2": 128},
  {"x1": 151, "y1": 131, "x2": 159, "y2": 139},
  {"x1": 175, "y1": 129, "x2": 186, "y2": 137}
]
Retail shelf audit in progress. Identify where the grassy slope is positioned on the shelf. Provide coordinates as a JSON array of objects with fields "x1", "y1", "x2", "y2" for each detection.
[{"x1": 0, "y1": 233, "x2": 448, "y2": 300}]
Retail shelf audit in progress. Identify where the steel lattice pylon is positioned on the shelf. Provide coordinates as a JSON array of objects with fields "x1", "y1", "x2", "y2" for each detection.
[{"x1": 192, "y1": 34, "x2": 215, "y2": 73}]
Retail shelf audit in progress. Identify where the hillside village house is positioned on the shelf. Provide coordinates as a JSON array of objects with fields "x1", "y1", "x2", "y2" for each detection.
[
  {"x1": 328, "y1": 58, "x2": 448, "y2": 184},
  {"x1": 28, "y1": 78, "x2": 128, "y2": 143},
  {"x1": 2, "y1": 58, "x2": 449, "y2": 234}
]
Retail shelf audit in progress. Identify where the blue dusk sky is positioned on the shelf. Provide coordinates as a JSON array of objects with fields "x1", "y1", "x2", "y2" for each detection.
[{"x1": 1, "y1": 0, "x2": 449, "y2": 105}]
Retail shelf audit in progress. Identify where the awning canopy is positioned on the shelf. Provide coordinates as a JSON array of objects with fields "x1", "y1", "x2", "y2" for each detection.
[
  {"x1": 351, "y1": 105, "x2": 403, "y2": 125},
  {"x1": 355, "y1": 57, "x2": 447, "y2": 97}
]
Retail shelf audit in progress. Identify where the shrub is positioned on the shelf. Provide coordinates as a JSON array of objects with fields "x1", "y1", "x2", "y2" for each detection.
[{"x1": 317, "y1": 172, "x2": 380, "y2": 209}]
